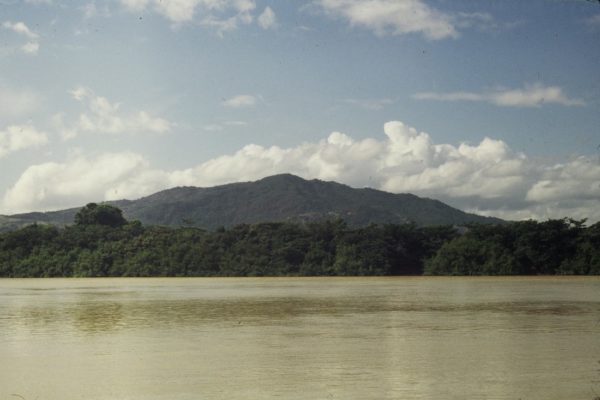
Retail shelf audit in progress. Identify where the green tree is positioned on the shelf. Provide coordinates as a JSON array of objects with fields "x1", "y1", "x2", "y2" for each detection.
[
  {"x1": 75, "y1": 203, "x2": 127, "y2": 228},
  {"x1": 425, "y1": 235, "x2": 516, "y2": 275}
]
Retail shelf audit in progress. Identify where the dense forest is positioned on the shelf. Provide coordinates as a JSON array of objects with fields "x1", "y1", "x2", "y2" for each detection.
[{"x1": 0, "y1": 203, "x2": 598, "y2": 277}]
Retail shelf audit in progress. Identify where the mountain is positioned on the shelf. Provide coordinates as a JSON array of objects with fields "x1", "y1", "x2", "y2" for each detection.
[{"x1": 1, "y1": 174, "x2": 502, "y2": 231}]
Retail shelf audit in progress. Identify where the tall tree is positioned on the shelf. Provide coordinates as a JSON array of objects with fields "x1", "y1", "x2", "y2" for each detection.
[{"x1": 74, "y1": 203, "x2": 127, "y2": 228}]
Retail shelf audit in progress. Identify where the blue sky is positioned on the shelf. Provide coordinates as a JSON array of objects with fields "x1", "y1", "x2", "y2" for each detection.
[{"x1": 1, "y1": 0, "x2": 599, "y2": 221}]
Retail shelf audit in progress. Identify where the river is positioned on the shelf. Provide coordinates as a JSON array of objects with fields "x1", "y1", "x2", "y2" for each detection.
[{"x1": 1, "y1": 277, "x2": 599, "y2": 400}]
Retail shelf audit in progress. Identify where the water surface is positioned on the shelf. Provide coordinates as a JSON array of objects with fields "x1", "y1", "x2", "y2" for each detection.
[{"x1": 1, "y1": 277, "x2": 599, "y2": 400}]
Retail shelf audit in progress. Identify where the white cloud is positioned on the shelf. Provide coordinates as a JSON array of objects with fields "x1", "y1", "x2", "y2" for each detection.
[
  {"x1": 55, "y1": 87, "x2": 172, "y2": 139},
  {"x1": 258, "y1": 6, "x2": 276, "y2": 29},
  {"x1": 120, "y1": 0, "x2": 150, "y2": 12},
  {"x1": 118, "y1": 0, "x2": 258, "y2": 32},
  {"x1": 80, "y1": 2, "x2": 111, "y2": 19},
  {"x1": 221, "y1": 94, "x2": 257, "y2": 108},
  {"x1": 203, "y1": 120, "x2": 247, "y2": 131},
  {"x1": 413, "y1": 92, "x2": 484, "y2": 102},
  {"x1": 203, "y1": 124, "x2": 224, "y2": 131},
  {"x1": 313, "y1": 0, "x2": 458, "y2": 40},
  {"x1": 21, "y1": 41, "x2": 39, "y2": 54},
  {"x1": 2, "y1": 21, "x2": 38, "y2": 39},
  {"x1": 0, "y1": 124, "x2": 48, "y2": 159},
  {"x1": 454, "y1": 11, "x2": 517, "y2": 33},
  {"x1": 491, "y1": 83, "x2": 584, "y2": 107},
  {"x1": 2, "y1": 21, "x2": 40, "y2": 55},
  {"x1": 344, "y1": 97, "x2": 394, "y2": 110},
  {"x1": 0, "y1": 87, "x2": 40, "y2": 120},
  {"x1": 378, "y1": 123, "x2": 533, "y2": 205},
  {"x1": 2, "y1": 119, "x2": 598, "y2": 222},
  {"x1": 312, "y1": 1, "x2": 515, "y2": 39},
  {"x1": 81, "y1": 3, "x2": 98, "y2": 18},
  {"x1": 200, "y1": 13, "x2": 253, "y2": 35},
  {"x1": 154, "y1": 0, "x2": 202, "y2": 23},
  {"x1": 70, "y1": 86, "x2": 91, "y2": 101},
  {"x1": 414, "y1": 83, "x2": 585, "y2": 108},
  {"x1": 526, "y1": 158, "x2": 600, "y2": 204},
  {"x1": 0, "y1": 152, "x2": 162, "y2": 213}
]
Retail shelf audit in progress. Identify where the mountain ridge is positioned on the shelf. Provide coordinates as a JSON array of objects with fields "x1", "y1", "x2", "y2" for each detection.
[{"x1": 1, "y1": 174, "x2": 503, "y2": 231}]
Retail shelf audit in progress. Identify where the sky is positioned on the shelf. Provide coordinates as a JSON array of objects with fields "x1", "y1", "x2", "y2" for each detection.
[{"x1": 1, "y1": 0, "x2": 599, "y2": 222}]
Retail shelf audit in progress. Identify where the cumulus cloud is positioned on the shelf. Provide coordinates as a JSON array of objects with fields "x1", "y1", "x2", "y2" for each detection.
[
  {"x1": 313, "y1": 0, "x2": 458, "y2": 40},
  {"x1": 54, "y1": 87, "x2": 172, "y2": 139},
  {"x1": 0, "y1": 124, "x2": 48, "y2": 159},
  {"x1": 414, "y1": 83, "x2": 585, "y2": 108},
  {"x1": 154, "y1": 0, "x2": 203, "y2": 23},
  {"x1": 311, "y1": 1, "x2": 515, "y2": 39},
  {"x1": 1, "y1": 119, "x2": 598, "y2": 221},
  {"x1": 221, "y1": 94, "x2": 257, "y2": 108},
  {"x1": 119, "y1": 0, "x2": 258, "y2": 33},
  {"x1": 258, "y1": 6, "x2": 276, "y2": 29},
  {"x1": 0, "y1": 152, "x2": 163, "y2": 213},
  {"x1": 2, "y1": 21, "x2": 38, "y2": 39},
  {"x1": 526, "y1": 158, "x2": 600, "y2": 204},
  {"x1": 2, "y1": 21, "x2": 40, "y2": 55}
]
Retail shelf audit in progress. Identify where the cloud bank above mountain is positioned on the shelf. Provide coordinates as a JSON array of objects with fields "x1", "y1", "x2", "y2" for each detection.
[{"x1": 2, "y1": 119, "x2": 598, "y2": 223}]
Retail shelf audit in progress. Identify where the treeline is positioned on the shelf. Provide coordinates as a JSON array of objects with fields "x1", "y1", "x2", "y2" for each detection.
[{"x1": 0, "y1": 204, "x2": 598, "y2": 277}]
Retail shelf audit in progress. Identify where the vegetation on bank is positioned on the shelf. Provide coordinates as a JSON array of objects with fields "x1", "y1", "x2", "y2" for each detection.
[{"x1": 0, "y1": 204, "x2": 598, "y2": 277}]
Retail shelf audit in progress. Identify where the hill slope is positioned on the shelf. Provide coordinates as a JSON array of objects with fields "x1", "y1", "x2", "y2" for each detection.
[{"x1": 2, "y1": 174, "x2": 502, "y2": 231}]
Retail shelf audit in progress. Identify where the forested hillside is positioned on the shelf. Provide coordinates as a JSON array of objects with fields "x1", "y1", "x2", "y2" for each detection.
[
  {"x1": 0, "y1": 204, "x2": 597, "y2": 277},
  {"x1": 2, "y1": 174, "x2": 502, "y2": 232}
]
